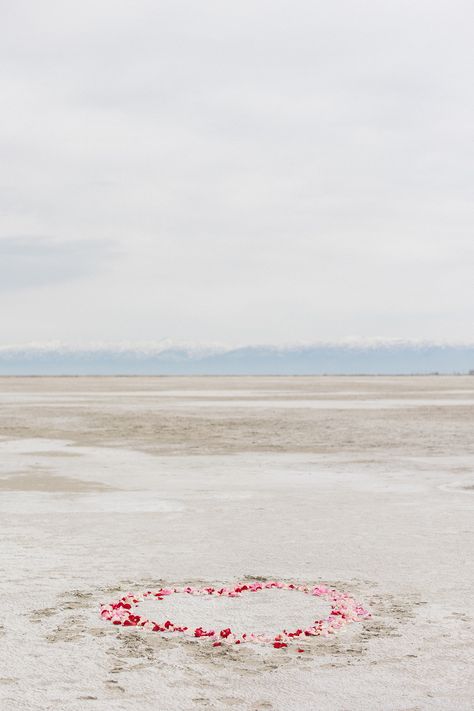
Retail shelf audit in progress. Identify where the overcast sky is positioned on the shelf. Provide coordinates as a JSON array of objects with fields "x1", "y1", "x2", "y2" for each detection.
[{"x1": 0, "y1": 0, "x2": 473, "y2": 345}]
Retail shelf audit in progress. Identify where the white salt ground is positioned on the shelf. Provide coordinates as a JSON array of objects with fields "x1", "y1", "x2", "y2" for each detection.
[
  {"x1": 0, "y1": 376, "x2": 473, "y2": 711},
  {"x1": 134, "y1": 589, "x2": 332, "y2": 639}
]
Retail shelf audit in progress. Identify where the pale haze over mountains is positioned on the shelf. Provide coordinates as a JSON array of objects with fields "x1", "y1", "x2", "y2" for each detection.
[{"x1": 1, "y1": 340, "x2": 473, "y2": 375}]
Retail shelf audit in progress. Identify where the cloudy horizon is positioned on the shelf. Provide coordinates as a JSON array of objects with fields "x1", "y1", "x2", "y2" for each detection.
[{"x1": 1, "y1": 0, "x2": 473, "y2": 346}]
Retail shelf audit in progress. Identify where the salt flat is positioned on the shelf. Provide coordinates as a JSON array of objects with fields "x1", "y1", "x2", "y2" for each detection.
[{"x1": 0, "y1": 376, "x2": 473, "y2": 710}]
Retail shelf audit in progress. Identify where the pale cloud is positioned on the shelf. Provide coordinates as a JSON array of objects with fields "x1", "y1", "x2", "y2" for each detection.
[
  {"x1": 0, "y1": 237, "x2": 116, "y2": 291},
  {"x1": 0, "y1": 0, "x2": 473, "y2": 343}
]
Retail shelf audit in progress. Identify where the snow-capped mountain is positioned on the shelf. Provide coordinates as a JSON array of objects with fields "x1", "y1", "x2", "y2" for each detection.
[{"x1": 0, "y1": 340, "x2": 473, "y2": 374}]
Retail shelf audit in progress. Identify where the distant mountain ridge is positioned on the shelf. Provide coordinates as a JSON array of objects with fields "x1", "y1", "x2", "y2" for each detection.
[{"x1": 0, "y1": 340, "x2": 473, "y2": 375}]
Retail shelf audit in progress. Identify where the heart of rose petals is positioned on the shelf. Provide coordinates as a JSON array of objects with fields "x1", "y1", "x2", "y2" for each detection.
[{"x1": 100, "y1": 581, "x2": 370, "y2": 649}]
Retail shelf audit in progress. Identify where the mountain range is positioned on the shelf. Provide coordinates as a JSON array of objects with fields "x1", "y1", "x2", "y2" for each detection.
[{"x1": 0, "y1": 340, "x2": 473, "y2": 375}]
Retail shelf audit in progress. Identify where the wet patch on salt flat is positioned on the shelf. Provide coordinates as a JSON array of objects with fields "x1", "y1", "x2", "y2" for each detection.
[
  {"x1": 0, "y1": 472, "x2": 113, "y2": 493},
  {"x1": 0, "y1": 491, "x2": 184, "y2": 513},
  {"x1": 0, "y1": 438, "x2": 76, "y2": 453}
]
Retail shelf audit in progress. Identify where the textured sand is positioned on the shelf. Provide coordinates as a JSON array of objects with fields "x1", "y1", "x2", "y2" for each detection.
[{"x1": 0, "y1": 376, "x2": 473, "y2": 710}]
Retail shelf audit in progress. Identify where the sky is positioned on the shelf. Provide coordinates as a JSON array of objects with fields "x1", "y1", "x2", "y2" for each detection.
[{"x1": 0, "y1": 0, "x2": 473, "y2": 346}]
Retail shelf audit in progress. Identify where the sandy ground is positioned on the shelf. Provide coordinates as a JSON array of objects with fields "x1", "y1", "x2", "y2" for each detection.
[{"x1": 0, "y1": 375, "x2": 473, "y2": 710}]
